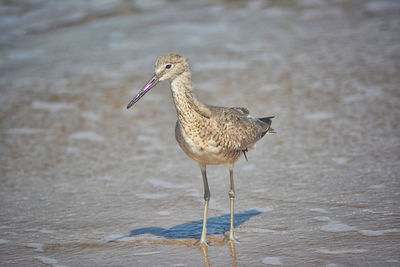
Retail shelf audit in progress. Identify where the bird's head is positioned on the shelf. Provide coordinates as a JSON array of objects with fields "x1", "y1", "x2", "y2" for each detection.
[{"x1": 127, "y1": 54, "x2": 188, "y2": 109}]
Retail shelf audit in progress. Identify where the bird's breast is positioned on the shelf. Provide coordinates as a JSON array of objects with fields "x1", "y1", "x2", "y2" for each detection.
[{"x1": 175, "y1": 120, "x2": 240, "y2": 165}]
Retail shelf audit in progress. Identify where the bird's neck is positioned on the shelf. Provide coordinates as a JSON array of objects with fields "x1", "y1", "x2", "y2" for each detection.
[{"x1": 170, "y1": 71, "x2": 210, "y2": 122}]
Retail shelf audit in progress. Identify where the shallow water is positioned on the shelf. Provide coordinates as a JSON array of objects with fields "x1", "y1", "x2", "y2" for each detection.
[{"x1": 1, "y1": 0, "x2": 399, "y2": 266}]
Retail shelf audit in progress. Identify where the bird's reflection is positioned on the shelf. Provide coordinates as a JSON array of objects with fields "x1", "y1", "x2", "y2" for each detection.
[
  {"x1": 230, "y1": 242, "x2": 237, "y2": 267},
  {"x1": 200, "y1": 241, "x2": 237, "y2": 267},
  {"x1": 200, "y1": 246, "x2": 211, "y2": 267}
]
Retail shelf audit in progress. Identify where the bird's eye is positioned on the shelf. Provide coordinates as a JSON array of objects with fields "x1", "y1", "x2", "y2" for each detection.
[{"x1": 165, "y1": 64, "x2": 172, "y2": 69}]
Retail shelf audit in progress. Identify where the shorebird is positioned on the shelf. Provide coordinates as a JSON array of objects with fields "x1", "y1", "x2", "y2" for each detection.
[{"x1": 127, "y1": 54, "x2": 274, "y2": 246}]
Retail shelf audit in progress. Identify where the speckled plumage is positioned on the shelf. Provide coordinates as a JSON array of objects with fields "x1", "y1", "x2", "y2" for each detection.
[
  {"x1": 127, "y1": 54, "x2": 275, "y2": 246},
  {"x1": 158, "y1": 55, "x2": 274, "y2": 165}
]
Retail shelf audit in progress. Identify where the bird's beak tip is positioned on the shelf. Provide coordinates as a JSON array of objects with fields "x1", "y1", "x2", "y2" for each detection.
[
  {"x1": 126, "y1": 99, "x2": 135, "y2": 109},
  {"x1": 126, "y1": 74, "x2": 159, "y2": 110}
]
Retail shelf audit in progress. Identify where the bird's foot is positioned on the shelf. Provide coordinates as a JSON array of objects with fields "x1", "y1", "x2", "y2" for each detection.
[
  {"x1": 199, "y1": 240, "x2": 209, "y2": 247},
  {"x1": 227, "y1": 238, "x2": 237, "y2": 244},
  {"x1": 194, "y1": 238, "x2": 209, "y2": 247},
  {"x1": 227, "y1": 238, "x2": 238, "y2": 245},
  {"x1": 224, "y1": 233, "x2": 239, "y2": 244}
]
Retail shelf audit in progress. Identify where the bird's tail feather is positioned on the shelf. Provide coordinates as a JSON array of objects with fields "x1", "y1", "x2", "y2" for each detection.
[{"x1": 259, "y1": 116, "x2": 276, "y2": 137}]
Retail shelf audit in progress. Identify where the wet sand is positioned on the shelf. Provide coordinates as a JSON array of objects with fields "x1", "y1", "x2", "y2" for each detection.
[{"x1": 1, "y1": 0, "x2": 399, "y2": 266}]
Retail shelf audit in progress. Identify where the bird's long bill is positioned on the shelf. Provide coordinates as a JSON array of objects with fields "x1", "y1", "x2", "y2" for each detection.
[{"x1": 126, "y1": 74, "x2": 159, "y2": 109}]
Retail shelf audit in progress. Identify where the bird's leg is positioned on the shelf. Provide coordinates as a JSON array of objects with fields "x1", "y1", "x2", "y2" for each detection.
[
  {"x1": 228, "y1": 166, "x2": 236, "y2": 242},
  {"x1": 199, "y1": 164, "x2": 210, "y2": 246}
]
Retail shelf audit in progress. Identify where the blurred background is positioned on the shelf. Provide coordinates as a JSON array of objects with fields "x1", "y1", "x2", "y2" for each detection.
[{"x1": 1, "y1": 0, "x2": 399, "y2": 266}]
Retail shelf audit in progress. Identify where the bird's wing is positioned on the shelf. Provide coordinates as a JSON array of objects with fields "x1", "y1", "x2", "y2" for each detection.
[
  {"x1": 230, "y1": 107, "x2": 249, "y2": 115},
  {"x1": 209, "y1": 107, "x2": 263, "y2": 151}
]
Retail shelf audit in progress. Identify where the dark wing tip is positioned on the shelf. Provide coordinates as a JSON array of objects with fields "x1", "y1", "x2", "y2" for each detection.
[
  {"x1": 259, "y1": 116, "x2": 275, "y2": 123},
  {"x1": 242, "y1": 149, "x2": 248, "y2": 161},
  {"x1": 259, "y1": 116, "x2": 276, "y2": 137}
]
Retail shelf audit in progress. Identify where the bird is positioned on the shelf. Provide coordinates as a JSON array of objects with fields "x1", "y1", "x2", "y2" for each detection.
[{"x1": 126, "y1": 54, "x2": 274, "y2": 246}]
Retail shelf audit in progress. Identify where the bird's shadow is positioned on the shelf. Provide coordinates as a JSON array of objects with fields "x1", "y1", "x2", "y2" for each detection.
[{"x1": 109, "y1": 209, "x2": 262, "y2": 242}]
